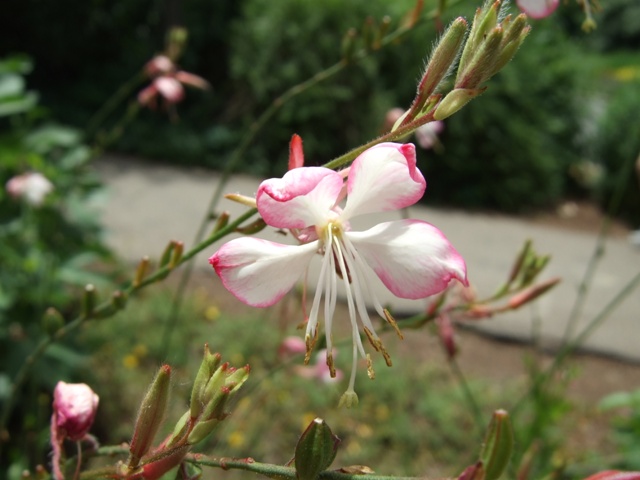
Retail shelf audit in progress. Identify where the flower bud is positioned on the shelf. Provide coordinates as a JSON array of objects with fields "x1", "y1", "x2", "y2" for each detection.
[
  {"x1": 169, "y1": 241, "x2": 184, "y2": 268},
  {"x1": 288, "y1": 134, "x2": 305, "y2": 170},
  {"x1": 190, "y1": 345, "x2": 222, "y2": 418},
  {"x1": 42, "y1": 308, "x2": 64, "y2": 336},
  {"x1": 111, "y1": 290, "x2": 128, "y2": 311},
  {"x1": 418, "y1": 17, "x2": 468, "y2": 99},
  {"x1": 133, "y1": 256, "x2": 150, "y2": 287},
  {"x1": 456, "y1": 27, "x2": 504, "y2": 89},
  {"x1": 508, "y1": 277, "x2": 560, "y2": 309},
  {"x1": 294, "y1": 418, "x2": 340, "y2": 480},
  {"x1": 434, "y1": 88, "x2": 486, "y2": 120},
  {"x1": 212, "y1": 211, "x2": 230, "y2": 232},
  {"x1": 235, "y1": 218, "x2": 267, "y2": 235},
  {"x1": 480, "y1": 410, "x2": 514, "y2": 480},
  {"x1": 82, "y1": 284, "x2": 97, "y2": 319},
  {"x1": 128, "y1": 365, "x2": 172, "y2": 469},
  {"x1": 458, "y1": 462, "x2": 485, "y2": 480},
  {"x1": 52, "y1": 381, "x2": 99, "y2": 441},
  {"x1": 140, "y1": 445, "x2": 190, "y2": 480},
  {"x1": 341, "y1": 28, "x2": 358, "y2": 64}
]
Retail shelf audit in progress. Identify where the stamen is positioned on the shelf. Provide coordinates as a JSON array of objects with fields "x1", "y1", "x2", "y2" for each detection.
[
  {"x1": 383, "y1": 309, "x2": 404, "y2": 340},
  {"x1": 304, "y1": 328, "x2": 318, "y2": 365},
  {"x1": 326, "y1": 350, "x2": 337, "y2": 378},
  {"x1": 332, "y1": 238, "x2": 366, "y2": 358},
  {"x1": 366, "y1": 354, "x2": 375, "y2": 379},
  {"x1": 363, "y1": 327, "x2": 393, "y2": 367}
]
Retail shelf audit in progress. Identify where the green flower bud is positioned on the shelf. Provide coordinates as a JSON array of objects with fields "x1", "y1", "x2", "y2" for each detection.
[
  {"x1": 294, "y1": 418, "x2": 341, "y2": 480},
  {"x1": 456, "y1": 27, "x2": 504, "y2": 89},
  {"x1": 480, "y1": 410, "x2": 514, "y2": 480},
  {"x1": 82, "y1": 284, "x2": 97, "y2": 319},
  {"x1": 418, "y1": 17, "x2": 468, "y2": 99},
  {"x1": 128, "y1": 365, "x2": 172, "y2": 469},
  {"x1": 434, "y1": 88, "x2": 486, "y2": 120},
  {"x1": 42, "y1": 307, "x2": 64, "y2": 336},
  {"x1": 190, "y1": 345, "x2": 222, "y2": 418}
]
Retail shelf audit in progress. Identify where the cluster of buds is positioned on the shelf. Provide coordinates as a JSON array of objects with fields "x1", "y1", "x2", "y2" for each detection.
[
  {"x1": 391, "y1": 0, "x2": 530, "y2": 139},
  {"x1": 434, "y1": 1, "x2": 530, "y2": 120},
  {"x1": 116, "y1": 347, "x2": 249, "y2": 480}
]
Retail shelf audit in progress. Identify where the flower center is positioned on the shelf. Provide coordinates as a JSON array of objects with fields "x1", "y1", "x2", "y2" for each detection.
[{"x1": 305, "y1": 220, "x2": 402, "y2": 403}]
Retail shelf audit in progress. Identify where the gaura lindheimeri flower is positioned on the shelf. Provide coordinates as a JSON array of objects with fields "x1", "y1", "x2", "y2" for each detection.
[
  {"x1": 210, "y1": 143, "x2": 467, "y2": 405},
  {"x1": 516, "y1": 0, "x2": 559, "y2": 19},
  {"x1": 138, "y1": 55, "x2": 209, "y2": 109}
]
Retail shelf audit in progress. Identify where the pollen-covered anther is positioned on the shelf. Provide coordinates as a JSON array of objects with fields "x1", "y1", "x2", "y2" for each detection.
[
  {"x1": 366, "y1": 354, "x2": 375, "y2": 380},
  {"x1": 383, "y1": 308, "x2": 404, "y2": 340},
  {"x1": 363, "y1": 327, "x2": 393, "y2": 367},
  {"x1": 326, "y1": 351, "x2": 337, "y2": 378},
  {"x1": 304, "y1": 330, "x2": 318, "y2": 365}
]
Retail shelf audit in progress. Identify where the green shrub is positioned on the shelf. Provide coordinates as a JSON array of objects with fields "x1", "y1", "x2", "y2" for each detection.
[{"x1": 592, "y1": 78, "x2": 640, "y2": 227}]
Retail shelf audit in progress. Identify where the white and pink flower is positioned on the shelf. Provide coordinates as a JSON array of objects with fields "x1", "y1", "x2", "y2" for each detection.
[
  {"x1": 210, "y1": 142, "x2": 467, "y2": 404},
  {"x1": 6, "y1": 171, "x2": 53, "y2": 207}
]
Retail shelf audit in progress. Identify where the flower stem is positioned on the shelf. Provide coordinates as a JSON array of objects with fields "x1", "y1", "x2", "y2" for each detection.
[{"x1": 189, "y1": 455, "x2": 422, "y2": 480}]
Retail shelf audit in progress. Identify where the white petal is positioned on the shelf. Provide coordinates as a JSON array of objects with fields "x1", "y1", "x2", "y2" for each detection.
[
  {"x1": 342, "y1": 143, "x2": 425, "y2": 219},
  {"x1": 210, "y1": 238, "x2": 318, "y2": 307},
  {"x1": 257, "y1": 167, "x2": 343, "y2": 229},
  {"x1": 346, "y1": 219, "x2": 467, "y2": 299}
]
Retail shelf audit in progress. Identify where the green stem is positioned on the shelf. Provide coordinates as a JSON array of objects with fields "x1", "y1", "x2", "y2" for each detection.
[
  {"x1": 0, "y1": 208, "x2": 258, "y2": 441},
  {"x1": 85, "y1": 72, "x2": 145, "y2": 142},
  {"x1": 449, "y1": 356, "x2": 485, "y2": 438},
  {"x1": 511, "y1": 270, "x2": 640, "y2": 417},
  {"x1": 190, "y1": 455, "x2": 422, "y2": 480}
]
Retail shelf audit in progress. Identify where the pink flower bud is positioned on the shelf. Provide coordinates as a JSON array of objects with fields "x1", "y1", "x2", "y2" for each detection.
[{"x1": 52, "y1": 381, "x2": 99, "y2": 441}]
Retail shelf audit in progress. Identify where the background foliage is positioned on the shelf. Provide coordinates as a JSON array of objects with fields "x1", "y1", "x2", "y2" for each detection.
[{"x1": 2, "y1": 0, "x2": 639, "y2": 221}]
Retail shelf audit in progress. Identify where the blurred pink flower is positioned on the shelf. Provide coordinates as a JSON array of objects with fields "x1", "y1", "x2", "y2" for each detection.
[
  {"x1": 279, "y1": 335, "x2": 307, "y2": 357},
  {"x1": 516, "y1": 0, "x2": 559, "y2": 19},
  {"x1": 138, "y1": 55, "x2": 209, "y2": 109},
  {"x1": 384, "y1": 108, "x2": 444, "y2": 150},
  {"x1": 6, "y1": 171, "x2": 53, "y2": 206}
]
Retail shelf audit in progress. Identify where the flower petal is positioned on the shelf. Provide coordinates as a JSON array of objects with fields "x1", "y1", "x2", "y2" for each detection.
[
  {"x1": 516, "y1": 0, "x2": 559, "y2": 19},
  {"x1": 342, "y1": 143, "x2": 426, "y2": 219},
  {"x1": 257, "y1": 167, "x2": 343, "y2": 229},
  {"x1": 210, "y1": 238, "x2": 318, "y2": 307},
  {"x1": 346, "y1": 219, "x2": 468, "y2": 299},
  {"x1": 154, "y1": 76, "x2": 185, "y2": 103}
]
